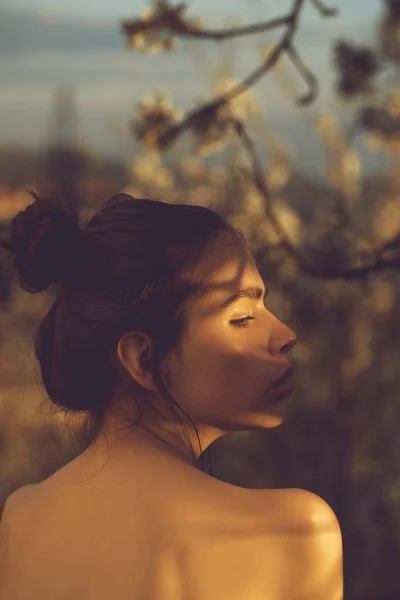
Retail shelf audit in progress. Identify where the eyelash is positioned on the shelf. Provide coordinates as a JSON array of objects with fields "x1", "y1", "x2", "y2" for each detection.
[{"x1": 229, "y1": 316, "x2": 255, "y2": 328}]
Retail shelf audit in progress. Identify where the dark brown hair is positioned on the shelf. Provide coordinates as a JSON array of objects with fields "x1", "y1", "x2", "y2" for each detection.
[{"x1": 0, "y1": 192, "x2": 245, "y2": 472}]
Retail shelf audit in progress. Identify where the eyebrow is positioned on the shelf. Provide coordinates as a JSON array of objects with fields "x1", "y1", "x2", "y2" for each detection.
[{"x1": 221, "y1": 285, "x2": 269, "y2": 308}]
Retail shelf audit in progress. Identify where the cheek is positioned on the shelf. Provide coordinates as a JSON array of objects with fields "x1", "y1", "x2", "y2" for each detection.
[{"x1": 175, "y1": 334, "x2": 269, "y2": 406}]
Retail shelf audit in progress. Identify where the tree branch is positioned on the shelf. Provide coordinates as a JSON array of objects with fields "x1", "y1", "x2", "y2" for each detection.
[
  {"x1": 120, "y1": 1, "x2": 400, "y2": 280},
  {"x1": 285, "y1": 43, "x2": 319, "y2": 105},
  {"x1": 230, "y1": 117, "x2": 400, "y2": 280},
  {"x1": 122, "y1": 13, "x2": 294, "y2": 42},
  {"x1": 123, "y1": 0, "x2": 338, "y2": 150},
  {"x1": 230, "y1": 119, "x2": 301, "y2": 260},
  {"x1": 159, "y1": 0, "x2": 308, "y2": 148},
  {"x1": 307, "y1": 253, "x2": 400, "y2": 279},
  {"x1": 309, "y1": 0, "x2": 339, "y2": 17}
]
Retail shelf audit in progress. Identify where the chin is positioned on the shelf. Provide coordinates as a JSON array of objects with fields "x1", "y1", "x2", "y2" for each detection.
[
  {"x1": 211, "y1": 404, "x2": 288, "y2": 435},
  {"x1": 253, "y1": 414, "x2": 286, "y2": 429},
  {"x1": 264, "y1": 415, "x2": 285, "y2": 428},
  {"x1": 252, "y1": 401, "x2": 289, "y2": 428},
  {"x1": 235, "y1": 411, "x2": 287, "y2": 431}
]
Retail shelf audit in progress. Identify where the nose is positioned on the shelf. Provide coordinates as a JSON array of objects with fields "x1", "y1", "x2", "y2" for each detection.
[{"x1": 269, "y1": 322, "x2": 297, "y2": 356}]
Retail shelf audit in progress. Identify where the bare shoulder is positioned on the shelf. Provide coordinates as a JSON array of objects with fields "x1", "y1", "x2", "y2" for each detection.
[
  {"x1": 263, "y1": 488, "x2": 343, "y2": 600},
  {"x1": 0, "y1": 484, "x2": 39, "y2": 590},
  {"x1": 180, "y1": 485, "x2": 343, "y2": 600},
  {"x1": 0, "y1": 483, "x2": 40, "y2": 542},
  {"x1": 273, "y1": 487, "x2": 341, "y2": 526},
  {"x1": 1, "y1": 484, "x2": 32, "y2": 524}
]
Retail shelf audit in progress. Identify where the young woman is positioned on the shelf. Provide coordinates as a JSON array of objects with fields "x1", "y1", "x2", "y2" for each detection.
[{"x1": 0, "y1": 193, "x2": 343, "y2": 599}]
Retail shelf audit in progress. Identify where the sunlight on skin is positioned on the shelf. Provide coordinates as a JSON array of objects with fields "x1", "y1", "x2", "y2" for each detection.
[{"x1": 98, "y1": 235, "x2": 296, "y2": 466}]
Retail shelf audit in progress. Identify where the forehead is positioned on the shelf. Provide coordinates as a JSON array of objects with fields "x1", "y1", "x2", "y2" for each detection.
[{"x1": 190, "y1": 237, "x2": 262, "y2": 308}]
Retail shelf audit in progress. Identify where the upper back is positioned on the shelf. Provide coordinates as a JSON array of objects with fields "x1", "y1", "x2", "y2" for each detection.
[{"x1": 0, "y1": 442, "x2": 343, "y2": 600}]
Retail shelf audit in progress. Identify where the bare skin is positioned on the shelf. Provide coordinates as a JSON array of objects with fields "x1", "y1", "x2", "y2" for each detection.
[
  {"x1": 0, "y1": 235, "x2": 343, "y2": 599},
  {"x1": 104, "y1": 235, "x2": 297, "y2": 463},
  {"x1": 0, "y1": 434, "x2": 343, "y2": 600}
]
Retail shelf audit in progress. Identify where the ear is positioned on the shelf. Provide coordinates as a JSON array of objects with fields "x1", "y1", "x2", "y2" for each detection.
[{"x1": 117, "y1": 332, "x2": 159, "y2": 393}]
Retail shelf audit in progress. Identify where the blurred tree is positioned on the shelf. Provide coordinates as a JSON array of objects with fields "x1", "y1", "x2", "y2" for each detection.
[
  {"x1": 42, "y1": 86, "x2": 88, "y2": 212},
  {"x1": 334, "y1": 1, "x2": 400, "y2": 167},
  {"x1": 121, "y1": 0, "x2": 400, "y2": 278}
]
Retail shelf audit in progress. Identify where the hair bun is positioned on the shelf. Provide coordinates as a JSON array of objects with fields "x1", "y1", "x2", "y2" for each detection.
[{"x1": 10, "y1": 192, "x2": 83, "y2": 293}]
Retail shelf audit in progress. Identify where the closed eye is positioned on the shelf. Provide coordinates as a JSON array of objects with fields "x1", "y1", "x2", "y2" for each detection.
[{"x1": 229, "y1": 316, "x2": 255, "y2": 328}]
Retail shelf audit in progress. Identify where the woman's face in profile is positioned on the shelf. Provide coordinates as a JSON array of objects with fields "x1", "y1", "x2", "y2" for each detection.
[{"x1": 162, "y1": 235, "x2": 297, "y2": 446}]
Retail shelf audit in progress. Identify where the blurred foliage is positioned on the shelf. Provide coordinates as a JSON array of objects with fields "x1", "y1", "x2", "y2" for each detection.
[
  {"x1": 334, "y1": 40, "x2": 379, "y2": 98},
  {"x1": 334, "y1": 0, "x2": 400, "y2": 174}
]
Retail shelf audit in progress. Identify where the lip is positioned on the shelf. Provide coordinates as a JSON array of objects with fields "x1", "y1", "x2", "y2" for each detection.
[
  {"x1": 268, "y1": 380, "x2": 293, "y2": 404},
  {"x1": 270, "y1": 380, "x2": 293, "y2": 395},
  {"x1": 270, "y1": 365, "x2": 294, "y2": 389}
]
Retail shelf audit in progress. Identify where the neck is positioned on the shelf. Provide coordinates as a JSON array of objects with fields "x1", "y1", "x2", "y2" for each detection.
[
  {"x1": 94, "y1": 391, "x2": 226, "y2": 470},
  {"x1": 95, "y1": 409, "x2": 201, "y2": 468}
]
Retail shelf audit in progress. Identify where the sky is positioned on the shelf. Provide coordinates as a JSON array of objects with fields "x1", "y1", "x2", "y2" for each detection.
[
  {"x1": 0, "y1": 0, "x2": 380, "y2": 20},
  {"x1": 0, "y1": 0, "x2": 386, "y2": 176}
]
